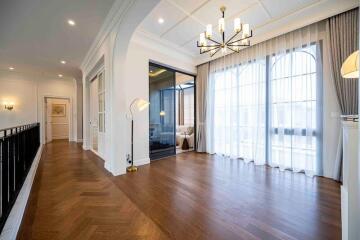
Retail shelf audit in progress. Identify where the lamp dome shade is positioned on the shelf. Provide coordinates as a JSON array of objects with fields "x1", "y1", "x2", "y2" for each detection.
[
  {"x1": 132, "y1": 98, "x2": 150, "y2": 112},
  {"x1": 341, "y1": 50, "x2": 359, "y2": 78}
]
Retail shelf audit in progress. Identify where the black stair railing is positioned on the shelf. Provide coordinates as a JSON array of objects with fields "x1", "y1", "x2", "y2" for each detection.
[{"x1": 0, "y1": 123, "x2": 40, "y2": 232}]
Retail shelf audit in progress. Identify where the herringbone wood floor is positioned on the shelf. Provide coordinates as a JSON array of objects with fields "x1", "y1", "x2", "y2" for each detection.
[{"x1": 18, "y1": 140, "x2": 341, "y2": 240}]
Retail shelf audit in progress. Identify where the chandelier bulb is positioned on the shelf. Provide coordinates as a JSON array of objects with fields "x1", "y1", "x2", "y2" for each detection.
[
  {"x1": 234, "y1": 18, "x2": 241, "y2": 33},
  {"x1": 218, "y1": 18, "x2": 225, "y2": 33},
  {"x1": 206, "y1": 24, "x2": 212, "y2": 38}
]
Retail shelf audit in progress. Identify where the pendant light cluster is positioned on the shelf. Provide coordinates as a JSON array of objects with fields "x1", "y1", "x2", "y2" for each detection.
[{"x1": 197, "y1": 6, "x2": 253, "y2": 57}]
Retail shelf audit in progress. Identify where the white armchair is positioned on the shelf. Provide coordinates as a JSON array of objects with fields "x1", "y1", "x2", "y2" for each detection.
[{"x1": 176, "y1": 125, "x2": 194, "y2": 148}]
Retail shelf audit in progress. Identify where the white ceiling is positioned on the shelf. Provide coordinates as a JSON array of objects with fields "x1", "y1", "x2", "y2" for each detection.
[
  {"x1": 0, "y1": 0, "x2": 115, "y2": 79},
  {"x1": 139, "y1": 0, "x2": 359, "y2": 62}
]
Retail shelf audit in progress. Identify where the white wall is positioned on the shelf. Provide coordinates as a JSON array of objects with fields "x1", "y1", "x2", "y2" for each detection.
[
  {"x1": 0, "y1": 72, "x2": 37, "y2": 128},
  {"x1": 123, "y1": 33, "x2": 196, "y2": 166},
  {"x1": 0, "y1": 70, "x2": 78, "y2": 143},
  {"x1": 81, "y1": 0, "x2": 198, "y2": 175}
]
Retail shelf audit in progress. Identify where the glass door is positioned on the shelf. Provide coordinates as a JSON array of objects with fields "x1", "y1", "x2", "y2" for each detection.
[{"x1": 149, "y1": 64, "x2": 176, "y2": 159}]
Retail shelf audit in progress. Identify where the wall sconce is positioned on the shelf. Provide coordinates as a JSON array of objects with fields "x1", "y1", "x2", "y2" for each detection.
[{"x1": 4, "y1": 101, "x2": 14, "y2": 111}]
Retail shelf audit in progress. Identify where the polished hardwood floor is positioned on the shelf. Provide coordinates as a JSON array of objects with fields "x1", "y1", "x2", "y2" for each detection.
[{"x1": 18, "y1": 140, "x2": 341, "y2": 240}]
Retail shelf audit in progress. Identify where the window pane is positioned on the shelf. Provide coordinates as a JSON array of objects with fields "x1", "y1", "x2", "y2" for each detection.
[
  {"x1": 270, "y1": 45, "x2": 318, "y2": 174},
  {"x1": 99, "y1": 113, "x2": 104, "y2": 132},
  {"x1": 210, "y1": 60, "x2": 266, "y2": 163},
  {"x1": 99, "y1": 93, "x2": 105, "y2": 112}
]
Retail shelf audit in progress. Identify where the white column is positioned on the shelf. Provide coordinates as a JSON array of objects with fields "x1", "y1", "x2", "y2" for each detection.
[
  {"x1": 82, "y1": 75, "x2": 90, "y2": 150},
  {"x1": 341, "y1": 120, "x2": 359, "y2": 240}
]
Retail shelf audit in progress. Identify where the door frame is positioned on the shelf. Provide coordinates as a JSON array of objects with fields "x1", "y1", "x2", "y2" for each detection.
[
  {"x1": 84, "y1": 64, "x2": 105, "y2": 159},
  {"x1": 149, "y1": 61, "x2": 197, "y2": 160},
  {"x1": 42, "y1": 96, "x2": 72, "y2": 144},
  {"x1": 89, "y1": 74, "x2": 100, "y2": 156}
]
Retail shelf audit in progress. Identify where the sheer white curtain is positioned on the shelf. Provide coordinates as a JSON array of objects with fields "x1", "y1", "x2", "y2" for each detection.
[
  {"x1": 206, "y1": 21, "x2": 323, "y2": 175},
  {"x1": 269, "y1": 44, "x2": 322, "y2": 176},
  {"x1": 183, "y1": 88, "x2": 194, "y2": 125},
  {"x1": 207, "y1": 59, "x2": 266, "y2": 165}
]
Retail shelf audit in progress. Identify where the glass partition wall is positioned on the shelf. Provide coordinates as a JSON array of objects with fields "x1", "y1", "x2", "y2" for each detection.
[
  {"x1": 149, "y1": 63, "x2": 195, "y2": 160},
  {"x1": 149, "y1": 64, "x2": 176, "y2": 159},
  {"x1": 175, "y1": 73, "x2": 195, "y2": 154}
]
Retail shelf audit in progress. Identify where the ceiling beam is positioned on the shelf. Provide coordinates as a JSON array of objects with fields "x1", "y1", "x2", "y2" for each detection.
[{"x1": 159, "y1": 0, "x2": 210, "y2": 38}]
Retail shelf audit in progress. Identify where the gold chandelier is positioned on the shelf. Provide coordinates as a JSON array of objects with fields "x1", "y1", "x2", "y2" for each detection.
[{"x1": 197, "y1": 6, "x2": 253, "y2": 57}]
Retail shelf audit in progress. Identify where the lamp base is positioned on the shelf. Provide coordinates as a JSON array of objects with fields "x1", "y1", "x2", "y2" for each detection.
[{"x1": 126, "y1": 165, "x2": 138, "y2": 172}]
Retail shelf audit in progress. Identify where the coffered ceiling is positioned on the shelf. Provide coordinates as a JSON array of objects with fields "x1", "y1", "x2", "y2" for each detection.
[{"x1": 139, "y1": 0, "x2": 359, "y2": 62}]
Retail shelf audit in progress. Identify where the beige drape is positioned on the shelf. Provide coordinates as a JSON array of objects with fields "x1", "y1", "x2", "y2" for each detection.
[
  {"x1": 196, "y1": 63, "x2": 209, "y2": 152},
  {"x1": 327, "y1": 8, "x2": 359, "y2": 181},
  {"x1": 328, "y1": 8, "x2": 359, "y2": 115},
  {"x1": 178, "y1": 90, "x2": 184, "y2": 125}
]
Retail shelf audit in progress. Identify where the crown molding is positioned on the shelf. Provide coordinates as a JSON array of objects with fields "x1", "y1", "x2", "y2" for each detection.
[
  {"x1": 132, "y1": 28, "x2": 196, "y2": 60},
  {"x1": 133, "y1": 28, "x2": 196, "y2": 58},
  {"x1": 80, "y1": 0, "x2": 135, "y2": 72}
]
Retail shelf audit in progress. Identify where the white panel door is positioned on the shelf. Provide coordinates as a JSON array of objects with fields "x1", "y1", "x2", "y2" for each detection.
[{"x1": 90, "y1": 78, "x2": 99, "y2": 152}]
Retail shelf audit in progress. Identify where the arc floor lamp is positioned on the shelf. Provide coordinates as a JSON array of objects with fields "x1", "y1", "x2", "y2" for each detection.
[
  {"x1": 127, "y1": 98, "x2": 150, "y2": 172},
  {"x1": 341, "y1": 50, "x2": 359, "y2": 78}
]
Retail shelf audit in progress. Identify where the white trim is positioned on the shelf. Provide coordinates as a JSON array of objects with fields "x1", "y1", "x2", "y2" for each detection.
[
  {"x1": 82, "y1": 144, "x2": 90, "y2": 150},
  {"x1": 50, "y1": 123, "x2": 69, "y2": 125},
  {"x1": 42, "y1": 96, "x2": 73, "y2": 144},
  {"x1": 0, "y1": 144, "x2": 44, "y2": 240},
  {"x1": 90, "y1": 149, "x2": 103, "y2": 160},
  {"x1": 52, "y1": 136, "x2": 69, "y2": 140},
  {"x1": 87, "y1": 62, "x2": 105, "y2": 83},
  {"x1": 133, "y1": 157, "x2": 150, "y2": 166},
  {"x1": 77, "y1": 139, "x2": 83, "y2": 143},
  {"x1": 104, "y1": 161, "x2": 112, "y2": 173},
  {"x1": 133, "y1": 29, "x2": 195, "y2": 58},
  {"x1": 80, "y1": 0, "x2": 134, "y2": 71}
]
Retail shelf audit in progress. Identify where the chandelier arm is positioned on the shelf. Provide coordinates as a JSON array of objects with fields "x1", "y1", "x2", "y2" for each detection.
[
  {"x1": 210, "y1": 47, "x2": 221, "y2": 57},
  {"x1": 227, "y1": 43, "x2": 250, "y2": 47},
  {"x1": 227, "y1": 30, "x2": 253, "y2": 45},
  {"x1": 225, "y1": 31, "x2": 241, "y2": 45},
  {"x1": 197, "y1": 41, "x2": 208, "y2": 47},
  {"x1": 200, "y1": 46, "x2": 220, "y2": 54},
  {"x1": 226, "y1": 46, "x2": 239, "y2": 53},
  {"x1": 206, "y1": 37, "x2": 222, "y2": 45}
]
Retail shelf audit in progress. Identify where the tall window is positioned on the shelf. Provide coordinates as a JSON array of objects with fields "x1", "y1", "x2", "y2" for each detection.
[
  {"x1": 207, "y1": 43, "x2": 322, "y2": 175},
  {"x1": 270, "y1": 45, "x2": 320, "y2": 175},
  {"x1": 208, "y1": 59, "x2": 266, "y2": 165}
]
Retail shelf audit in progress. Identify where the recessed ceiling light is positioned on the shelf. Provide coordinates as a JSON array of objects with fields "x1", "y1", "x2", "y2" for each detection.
[
  {"x1": 9, "y1": 67, "x2": 14, "y2": 70},
  {"x1": 158, "y1": 18, "x2": 164, "y2": 24},
  {"x1": 60, "y1": 60, "x2": 66, "y2": 64},
  {"x1": 67, "y1": 19, "x2": 76, "y2": 26},
  {"x1": 58, "y1": 74, "x2": 63, "y2": 78}
]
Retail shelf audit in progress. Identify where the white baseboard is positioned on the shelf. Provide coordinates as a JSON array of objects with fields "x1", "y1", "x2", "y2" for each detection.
[
  {"x1": 0, "y1": 144, "x2": 44, "y2": 240},
  {"x1": 104, "y1": 162, "x2": 126, "y2": 176},
  {"x1": 90, "y1": 149, "x2": 104, "y2": 160},
  {"x1": 76, "y1": 139, "x2": 83, "y2": 143},
  {"x1": 82, "y1": 144, "x2": 90, "y2": 150},
  {"x1": 134, "y1": 158, "x2": 150, "y2": 166},
  {"x1": 52, "y1": 136, "x2": 69, "y2": 140},
  {"x1": 104, "y1": 162, "x2": 111, "y2": 173}
]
